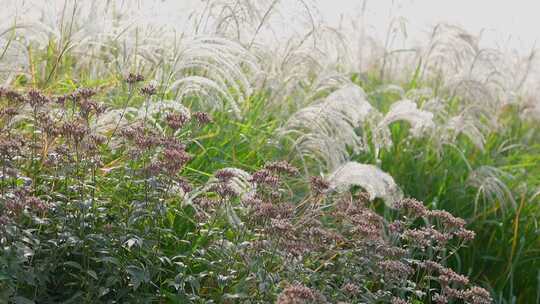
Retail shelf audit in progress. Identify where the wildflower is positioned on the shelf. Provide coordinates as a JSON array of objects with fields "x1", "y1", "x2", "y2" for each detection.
[
  {"x1": 394, "y1": 198, "x2": 428, "y2": 217},
  {"x1": 442, "y1": 287, "x2": 465, "y2": 300},
  {"x1": 276, "y1": 284, "x2": 316, "y2": 304},
  {"x1": 5, "y1": 198, "x2": 24, "y2": 216},
  {"x1": 378, "y1": 245, "x2": 407, "y2": 258},
  {"x1": 348, "y1": 208, "x2": 384, "y2": 239},
  {"x1": 140, "y1": 84, "x2": 157, "y2": 96},
  {"x1": 251, "y1": 201, "x2": 294, "y2": 220},
  {"x1": 125, "y1": 73, "x2": 145, "y2": 84},
  {"x1": 158, "y1": 137, "x2": 183, "y2": 150},
  {"x1": 54, "y1": 94, "x2": 69, "y2": 105},
  {"x1": 388, "y1": 220, "x2": 405, "y2": 233},
  {"x1": 429, "y1": 210, "x2": 466, "y2": 228},
  {"x1": 192, "y1": 111, "x2": 212, "y2": 125},
  {"x1": 269, "y1": 218, "x2": 294, "y2": 234},
  {"x1": 27, "y1": 89, "x2": 51, "y2": 107},
  {"x1": 45, "y1": 144, "x2": 72, "y2": 166},
  {"x1": 194, "y1": 197, "x2": 220, "y2": 210},
  {"x1": 250, "y1": 169, "x2": 280, "y2": 188},
  {"x1": 89, "y1": 134, "x2": 107, "y2": 146},
  {"x1": 341, "y1": 283, "x2": 360, "y2": 296},
  {"x1": 144, "y1": 162, "x2": 163, "y2": 176},
  {"x1": 419, "y1": 261, "x2": 471, "y2": 290},
  {"x1": 242, "y1": 195, "x2": 263, "y2": 206},
  {"x1": 161, "y1": 147, "x2": 191, "y2": 174},
  {"x1": 282, "y1": 239, "x2": 311, "y2": 257},
  {"x1": 122, "y1": 126, "x2": 161, "y2": 150},
  {"x1": 305, "y1": 226, "x2": 342, "y2": 244},
  {"x1": 264, "y1": 160, "x2": 299, "y2": 176},
  {"x1": 165, "y1": 112, "x2": 190, "y2": 130},
  {"x1": 402, "y1": 227, "x2": 451, "y2": 249},
  {"x1": 353, "y1": 219, "x2": 382, "y2": 239},
  {"x1": 36, "y1": 113, "x2": 60, "y2": 136},
  {"x1": 4, "y1": 89, "x2": 25, "y2": 103},
  {"x1": 0, "y1": 215, "x2": 9, "y2": 226},
  {"x1": 418, "y1": 260, "x2": 444, "y2": 272},
  {"x1": 80, "y1": 99, "x2": 106, "y2": 117},
  {"x1": 0, "y1": 135, "x2": 23, "y2": 156},
  {"x1": 378, "y1": 260, "x2": 413, "y2": 281},
  {"x1": 61, "y1": 121, "x2": 89, "y2": 142},
  {"x1": 71, "y1": 88, "x2": 97, "y2": 101},
  {"x1": 432, "y1": 293, "x2": 448, "y2": 304},
  {"x1": 209, "y1": 183, "x2": 238, "y2": 198},
  {"x1": 0, "y1": 107, "x2": 18, "y2": 117},
  {"x1": 176, "y1": 177, "x2": 193, "y2": 193},
  {"x1": 463, "y1": 286, "x2": 492, "y2": 304},
  {"x1": 309, "y1": 176, "x2": 330, "y2": 195},
  {"x1": 214, "y1": 168, "x2": 237, "y2": 183},
  {"x1": 390, "y1": 298, "x2": 410, "y2": 304},
  {"x1": 439, "y1": 268, "x2": 469, "y2": 286},
  {"x1": 26, "y1": 196, "x2": 47, "y2": 212},
  {"x1": 454, "y1": 228, "x2": 476, "y2": 241}
]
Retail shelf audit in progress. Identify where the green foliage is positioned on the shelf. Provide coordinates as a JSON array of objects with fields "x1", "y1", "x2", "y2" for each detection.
[{"x1": 350, "y1": 76, "x2": 540, "y2": 303}]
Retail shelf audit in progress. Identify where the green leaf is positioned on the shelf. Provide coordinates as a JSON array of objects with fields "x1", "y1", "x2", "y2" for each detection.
[
  {"x1": 13, "y1": 296, "x2": 35, "y2": 304},
  {"x1": 126, "y1": 265, "x2": 149, "y2": 290},
  {"x1": 63, "y1": 261, "x2": 83, "y2": 271},
  {"x1": 87, "y1": 270, "x2": 98, "y2": 280},
  {"x1": 96, "y1": 256, "x2": 119, "y2": 265}
]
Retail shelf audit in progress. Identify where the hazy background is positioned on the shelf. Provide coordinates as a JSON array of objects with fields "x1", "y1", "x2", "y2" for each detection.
[
  {"x1": 148, "y1": 0, "x2": 540, "y2": 52},
  {"x1": 321, "y1": 0, "x2": 539, "y2": 49}
]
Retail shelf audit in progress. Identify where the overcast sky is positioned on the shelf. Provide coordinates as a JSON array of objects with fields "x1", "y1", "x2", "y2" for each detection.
[
  {"x1": 147, "y1": 0, "x2": 540, "y2": 52},
  {"x1": 317, "y1": 0, "x2": 540, "y2": 50}
]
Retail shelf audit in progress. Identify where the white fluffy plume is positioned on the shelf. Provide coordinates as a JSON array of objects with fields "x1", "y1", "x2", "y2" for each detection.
[
  {"x1": 169, "y1": 37, "x2": 260, "y2": 117},
  {"x1": 280, "y1": 84, "x2": 378, "y2": 170},
  {"x1": 327, "y1": 161, "x2": 403, "y2": 207},
  {"x1": 467, "y1": 165, "x2": 516, "y2": 212},
  {"x1": 379, "y1": 99, "x2": 435, "y2": 137}
]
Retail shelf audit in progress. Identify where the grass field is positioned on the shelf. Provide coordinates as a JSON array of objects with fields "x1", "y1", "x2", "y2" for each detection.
[{"x1": 0, "y1": 1, "x2": 539, "y2": 303}]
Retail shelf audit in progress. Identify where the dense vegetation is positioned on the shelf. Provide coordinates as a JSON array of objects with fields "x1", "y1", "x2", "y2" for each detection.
[{"x1": 0, "y1": 1, "x2": 539, "y2": 303}]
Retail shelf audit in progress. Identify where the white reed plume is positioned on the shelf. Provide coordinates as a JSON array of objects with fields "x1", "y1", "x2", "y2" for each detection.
[
  {"x1": 521, "y1": 90, "x2": 540, "y2": 122},
  {"x1": 442, "y1": 107, "x2": 493, "y2": 151},
  {"x1": 378, "y1": 99, "x2": 435, "y2": 138},
  {"x1": 193, "y1": 167, "x2": 254, "y2": 201},
  {"x1": 467, "y1": 165, "x2": 516, "y2": 212},
  {"x1": 169, "y1": 37, "x2": 260, "y2": 118},
  {"x1": 327, "y1": 161, "x2": 403, "y2": 207},
  {"x1": 280, "y1": 84, "x2": 379, "y2": 170}
]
